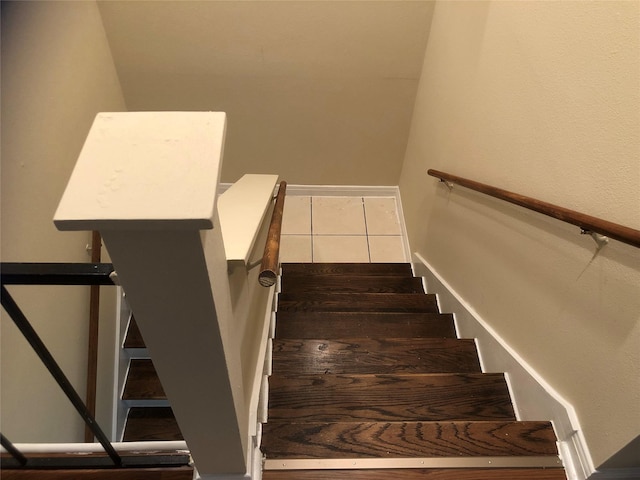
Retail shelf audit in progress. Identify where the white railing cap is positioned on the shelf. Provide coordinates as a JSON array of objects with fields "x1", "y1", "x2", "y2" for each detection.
[
  {"x1": 54, "y1": 111, "x2": 226, "y2": 231},
  {"x1": 218, "y1": 173, "x2": 279, "y2": 263}
]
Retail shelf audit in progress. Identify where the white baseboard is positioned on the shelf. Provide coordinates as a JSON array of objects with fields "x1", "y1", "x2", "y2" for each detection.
[{"x1": 412, "y1": 252, "x2": 596, "y2": 480}]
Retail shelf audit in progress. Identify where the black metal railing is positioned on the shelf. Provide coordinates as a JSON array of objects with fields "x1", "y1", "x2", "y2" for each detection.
[
  {"x1": 0, "y1": 263, "x2": 192, "y2": 471},
  {"x1": 0, "y1": 262, "x2": 121, "y2": 467}
]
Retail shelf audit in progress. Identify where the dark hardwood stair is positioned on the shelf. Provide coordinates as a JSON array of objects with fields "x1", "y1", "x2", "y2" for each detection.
[
  {"x1": 123, "y1": 359, "x2": 166, "y2": 400},
  {"x1": 123, "y1": 315, "x2": 145, "y2": 349},
  {"x1": 121, "y1": 318, "x2": 182, "y2": 442},
  {"x1": 275, "y1": 311, "x2": 457, "y2": 339},
  {"x1": 281, "y1": 274, "x2": 425, "y2": 293},
  {"x1": 281, "y1": 262, "x2": 414, "y2": 276},
  {"x1": 268, "y1": 373, "x2": 516, "y2": 422},
  {"x1": 277, "y1": 292, "x2": 439, "y2": 313},
  {"x1": 262, "y1": 420, "x2": 558, "y2": 458},
  {"x1": 262, "y1": 262, "x2": 565, "y2": 478},
  {"x1": 123, "y1": 407, "x2": 183, "y2": 441},
  {"x1": 272, "y1": 338, "x2": 481, "y2": 374}
]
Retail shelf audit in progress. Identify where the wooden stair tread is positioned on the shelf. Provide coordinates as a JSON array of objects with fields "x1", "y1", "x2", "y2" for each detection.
[
  {"x1": 268, "y1": 373, "x2": 516, "y2": 422},
  {"x1": 282, "y1": 263, "x2": 413, "y2": 277},
  {"x1": 277, "y1": 293, "x2": 438, "y2": 313},
  {"x1": 123, "y1": 359, "x2": 165, "y2": 400},
  {"x1": 275, "y1": 312, "x2": 457, "y2": 339},
  {"x1": 123, "y1": 407, "x2": 183, "y2": 441},
  {"x1": 262, "y1": 469, "x2": 566, "y2": 479},
  {"x1": 272, "y1": 338, "x2": 481, "y2": 375},
  {"x1": 281, "y1": 275, "x2": 424, "y2": 294},
  {"x1": 124, "y1": 316, "x2": 145, "y2": 349},
  {"x1": 262, "y1": 420, "x2": 558, "y2": 458},
  {"x1": 263, "y1": 263, "x2": 564, "y2": 478}
]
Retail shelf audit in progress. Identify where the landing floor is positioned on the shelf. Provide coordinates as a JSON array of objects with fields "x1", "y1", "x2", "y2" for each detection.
[{"x1": 280, "y1": 195, "x2": 408, "y2": 263}]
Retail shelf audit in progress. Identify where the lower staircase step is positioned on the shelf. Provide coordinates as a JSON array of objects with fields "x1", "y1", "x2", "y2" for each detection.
[
  {"x1": 124, "y1": 316, "x2": 145, "y2": 349},
  {"x1": 275, "y1": 312, "x2": 457, "y2": 339},
  {"x1": 124, "y1": 407, "x2": 183, "y2": 441},
  {"x1": 268, "y1": 373, "x2": 516, "y2": 422},
  {"x1": 282, "y1": 263, "x2": 413, "y2": 277},
  {"x1": 262, "y1": 420, "x2": 558, "y2": 458},
  {"x1": 262, "y1": 469, "x2": 566, "y2": 479},
  {"x1": 123, "y1": 359, "x2": 166, "y2": 400},
  {"x1": 272, "y1": 338, "x2": 481, "y2": 375},
  {"x1": 277, "y1": 293, "x2": 438, "y2": 313}
]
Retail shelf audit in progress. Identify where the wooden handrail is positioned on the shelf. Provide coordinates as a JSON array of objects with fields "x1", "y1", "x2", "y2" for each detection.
[
  {"x1": 427, "y1": 169, "x2": 640, "y2": 249},
  {"x1": 259, "y1": 181, "x2": 287, "y2": 286}
]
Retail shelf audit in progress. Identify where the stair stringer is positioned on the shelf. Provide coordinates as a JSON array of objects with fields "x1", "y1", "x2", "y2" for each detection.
[{"x1": 413, "y1": 252, "x2": 591, "y2": 480}]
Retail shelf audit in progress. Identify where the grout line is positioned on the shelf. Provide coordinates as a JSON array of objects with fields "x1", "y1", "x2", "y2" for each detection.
[
  {"x1": 362, "y1": 197, "x2": 372, "y2": 263},
  {"x1": 309, "y1": 196, "x2": 314, "y2": 263}
]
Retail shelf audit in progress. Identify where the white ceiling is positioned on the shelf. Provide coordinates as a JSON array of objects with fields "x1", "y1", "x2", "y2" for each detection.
[{"x1": 98, "y1": 1, "x2": 434, "y2": 184}]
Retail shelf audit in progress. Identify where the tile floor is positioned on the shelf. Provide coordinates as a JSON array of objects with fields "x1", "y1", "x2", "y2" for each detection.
[{"x1": 280, "y1": 196, "x2": 408, "y2": 263}]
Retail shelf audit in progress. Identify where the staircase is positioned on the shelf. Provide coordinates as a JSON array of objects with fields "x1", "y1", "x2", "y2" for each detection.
[
  {"x1": 121, "y1": 316, "x2": 183, "y2": 442},
  {"x1": 261, "y1": 263, "x2": 566, "y2": 479}
]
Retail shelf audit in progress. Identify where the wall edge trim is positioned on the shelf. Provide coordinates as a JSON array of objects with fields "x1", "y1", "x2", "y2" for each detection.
[{"x1": 412, "y1": 252, "x2": 595, "y2": 480}]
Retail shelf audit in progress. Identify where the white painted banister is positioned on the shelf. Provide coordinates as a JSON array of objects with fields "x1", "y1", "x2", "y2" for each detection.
[
  {"x1": 54, "y1": 112, "x2": 249, "y2": 475},
  {"x1": 218, "y1": 174, "x2": 279, "y2": 264}
]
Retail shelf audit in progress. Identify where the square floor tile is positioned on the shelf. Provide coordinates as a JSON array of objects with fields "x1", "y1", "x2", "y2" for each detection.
[
  {"x1": 280, "y1": 235, "x2": 312, "y2": 263},
  {"x1": 282, "y1": 196, "x2": 311, "y2": 234},
  {"x1": 312, "y1": 197, "x2": 366, "y2": 235},
  {"x1": 368, "y1": 236, "x2": 406, "y2": 263},
  {"x1": 313, "y1": 235, "x2": 370, "y2": 262},
  {"x1": 364, "y1": 197, "x2": 402, "y2": 235}
]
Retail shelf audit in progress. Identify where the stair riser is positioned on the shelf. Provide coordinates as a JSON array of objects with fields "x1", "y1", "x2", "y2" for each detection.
[
  {"x1": 277, "y1": 293, "x2": 439, "y2": 313},
  {"x1": 280, "y1": 276, "x2": 424, "y2": 294},
  {"x1": 282, "y1": 263, "x2": 413, "y2": 277},
  {"x1": 123, "y1": 359, "x2": 166, "y2": 401},
  {"x1": 124, "y1": 407, "x2": 183, "y2": 442},
  {"x1": 275, "y1": 312, "x2": 457, "y2": 339}
]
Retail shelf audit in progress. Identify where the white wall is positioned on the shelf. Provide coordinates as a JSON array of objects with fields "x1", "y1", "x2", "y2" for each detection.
[
  {"x1": 399, "y1": 0, "x2": 639, "y2": 471},
  {"x1": 1, "y1": 1, "x2": 126, "y2": 441},
  {"x1": 97, "y1": 0, "x2": 434, "y2": 185}
]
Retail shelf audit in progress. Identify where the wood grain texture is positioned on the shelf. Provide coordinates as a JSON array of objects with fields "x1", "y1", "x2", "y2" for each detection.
[
  {"x1": 263, "y1": 469, "x2": 567, "y2": 479},
  {"x1": 123, "y1": 407, "x2": 182, "y2": 441},
  {"x1": 281, "y1": 275, "x2": 424, "y2": 294},
  {"x1": 262, "y1": 262, "x2": 564, "y2": 478},
  {"x1": 267, "y1": 373, "x2": 515, "y2": 422},
  {"x1": 262, "y1": 421, "x2": 558, "y2": 458},
  {"x1": 122, "y1": 359, "x2": 165, "y2": 400},
  {"x1": 275, "y1": 312, "x2": 457, "y2": 339},
  {"x1": 282, "y1": 263, "x2": 413, "y2": 277},
  {"x1": 277, "y1": 293, "x2": 439, "y2": 313},
  {"x1": 272, "y1": 338, "x2": 481, "y2": 375},
  {"x1": 260, "y1": 181, "x2": 287, "y2": 287}
]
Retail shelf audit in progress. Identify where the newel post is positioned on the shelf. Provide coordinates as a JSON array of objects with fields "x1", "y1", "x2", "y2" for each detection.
[{"x1": 54, "y1": 112, "x2": 248, "y2": 475}]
